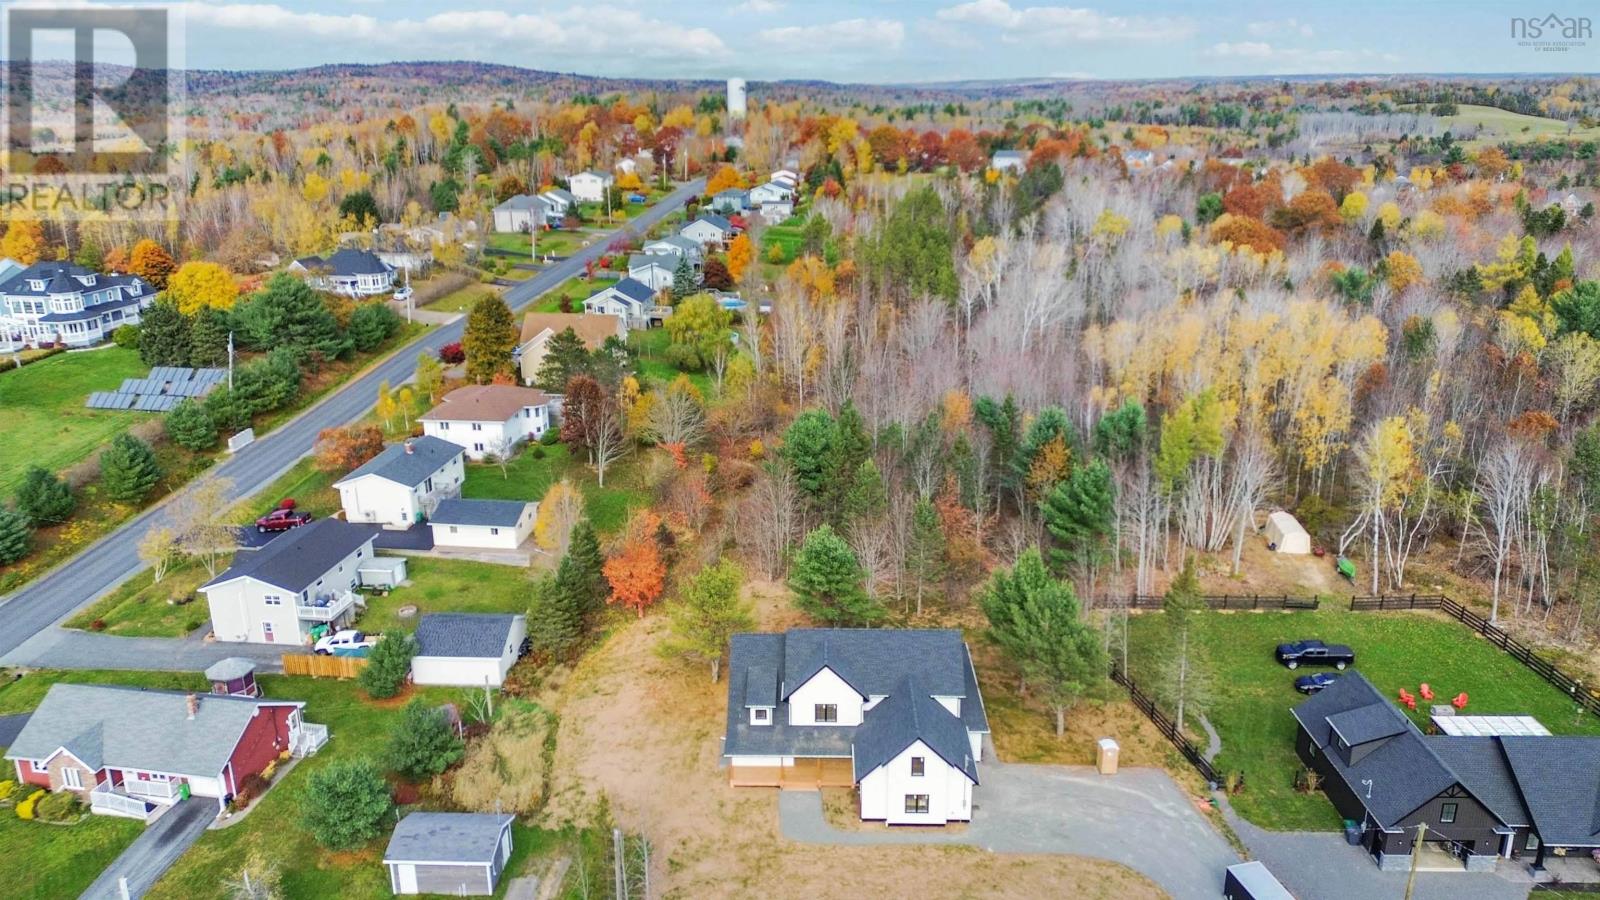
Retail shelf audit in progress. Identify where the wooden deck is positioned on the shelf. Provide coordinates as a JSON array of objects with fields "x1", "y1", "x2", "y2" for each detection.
[{"x1": 729, "y1": 758, "x2": 854, "y2": 791}]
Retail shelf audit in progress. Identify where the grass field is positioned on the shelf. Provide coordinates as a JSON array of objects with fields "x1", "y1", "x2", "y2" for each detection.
[
  {"x1": 1126, "y1": 606, "x2": 1600, "y2": 831},
  {"x1": 0, "y1": 347, "x2": 150, "y2": 495},
  {"x1": 0, "y1": 787, "x2": 146, "y2": 899},
  {"x1": 626, "y1": 328, "x2": 714, "y2": 396},
  {"x1": 62, "y1": 557, "x2": 220, "y2": 637},
  {"x1": 463, "y1": 443, "x2": 647, "y2": 535},
  {"x1": 1421, "y1": 104, "x2": 1600, "y2": 145},
  {"x1": 424, "y1": 283, "x2": 499, "y2": 314},
  {"x1": 355, "y1": 557, "x2": 533, "y2": 633},
  {"x1": 487, "y1": 229, "x2": 591, "y2": 259},
  {"x1": 759, "y1": 214, "x2": 806, "y2": 265}
]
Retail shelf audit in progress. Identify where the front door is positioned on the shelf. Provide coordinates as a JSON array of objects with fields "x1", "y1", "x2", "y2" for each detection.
[
  {"x1": 263, "y1": 622, "x2": 275, "y2": 643},
  {"x1": 398, "y1": 864, "x2": 418, "y2": 893}
]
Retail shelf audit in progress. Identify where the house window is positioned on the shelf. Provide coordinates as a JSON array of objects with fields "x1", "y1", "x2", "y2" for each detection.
[
  {"x1": 911, "y1": 757, "x2": 925, "y2": 777},
  {"x1": 61, "y1": 767, "x2": 83, "y2": 790},
  {"x1": 1440, "y1": 802, "x2": 1458, "y2": 824},
  {"x1": 814, "y1": 704, "x2": 838, "y2": 723},
  {"x1": 904, "y1": 794, "x2": 929, "y2": 815},
  {"x1": 425, "y1": 477, "x2": 434, "y2": 492},
  {"x1": 1526, "y1": 833, "x2": 1540, "y2": 852},
  {"x1": 449, "y1": 526, "x2": 458, "y2": 534},
  {"x1": 439, "y1": 422, "x2": 449, "y2": 430},
  {"x1": 474, "y1": 443, "x2": 484, "y2": 453},
  {"x1": 264, "y1": 595, "x2": 282, "y2": 606},
  {"x1": 472, "y1": 423, "x2": 483, "y2": 431},
  {"x1": 753, "y1": 708, "x2": 769, "y2": 722},
  {"x1": 490, "y1": 527, "x2": 500, "y2": 535}
]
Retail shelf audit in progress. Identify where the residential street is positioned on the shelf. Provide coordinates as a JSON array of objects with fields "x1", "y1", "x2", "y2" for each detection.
[
  {"x1": 79, "y1": 798, "x2": 215, "y2": 900},
  {"x1": 780, "y1": 761, "x2": 1240, "y2": 900},
  {"x1": 0, "y1": 181, "x2": 702, "y2": 667}
]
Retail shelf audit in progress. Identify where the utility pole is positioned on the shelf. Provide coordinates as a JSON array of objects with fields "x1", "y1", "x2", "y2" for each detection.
[
  {"x1": 227, "y1": 331, "x2": 235, "y2": 390},
  {"x1": 1403, "y1": 822, "x2": 1426, "y2": 900}
]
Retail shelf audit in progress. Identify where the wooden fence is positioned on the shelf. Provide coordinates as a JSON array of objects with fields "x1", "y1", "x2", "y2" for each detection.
[
  {"x1": 1121, "y1": 594, "x2": 1320, "y2": 612},
  {"x1": 281, "y1": 653, "x2": 367, "y2": 679},
  {"x1": 1351, "y1": 594, "x2": 1600, "y2": 718},
  {"x1": 1108, "y1": 663, "x2": 1218, "y2": 785}
]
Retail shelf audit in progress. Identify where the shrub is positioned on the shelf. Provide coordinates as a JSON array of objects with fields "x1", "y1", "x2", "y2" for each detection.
[
  {"x1": 112, "y1": 324, "x2": 141, "y2": 349},
  {"x1": 8, "y1": 781, "x2": 33, "y2": 803},
  {"x1": 34, "y1": 790, "x2": 80, "y2": 822},
  {"x1": 15, "y1": 789, "x2": 45, "y2": 819},
  {"x1": 164, "y1": 398, "x2": 219, "y2": 452},
  {"x1": 439, "y1": 342, "x2": 465, "y2": 364},
  {"x1": 0, "y1": 779, "x2": 14, "y2": 804},
  {"x1": 300, "y1": 758, "x2": 392, "y2": 850},
  {"x1": 530, "y1": 446, "x2": 545, "y2": 460},
  {"x1": 89, "y1": 619, "x2": 106, "y2": 631},
  {"x1": 233, "y1": 773, "x2": 271, "y2": 809},
  {"x1": 348, "y1": 301, "x2": 400, "y2": 353},
  {"x1": 384, "y1": 699, "x2": 465, "y2": 781},
  {"x1": 356, "y1": 631, "x2": 416, "y2": 699},
  {"x1": 540, "y1": 428, "x2": 561, "y2": 446}
]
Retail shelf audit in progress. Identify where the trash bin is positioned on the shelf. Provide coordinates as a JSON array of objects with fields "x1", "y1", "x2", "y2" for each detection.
[
  {"x1": 1344, "y1": 819, "x2": 1361, "y2": 845},
  {"x1": 1096, "y1": 738, "x2": 1119, "y2": 776}
]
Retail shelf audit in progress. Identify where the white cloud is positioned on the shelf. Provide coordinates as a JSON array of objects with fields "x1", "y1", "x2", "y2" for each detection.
[
  {"x1": 181, "y1": 3, "x2": 728, "y2": 61},
  {"x1": 1246, "y1": 18, "x2": 1314, "y2": 38},
  {"x1": 1208, "y1": 41, "x2": 1275, "y2": 59},
  {"x1": 758, "y1": 18, "x2": 905, "y2": 49},
  {"x1": 935, "y1": 0, "x2": 1193, "y2": 43},
  {"x1": 1205, "y1": 41, "x2": 1397, "y2": 73},
  {"x1": 734, "y1": 0, "x2": 784, "y2": 12}
]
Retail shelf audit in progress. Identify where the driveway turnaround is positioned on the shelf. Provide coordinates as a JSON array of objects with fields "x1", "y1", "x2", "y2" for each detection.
[
  {"x1": 0, "y1": 180, "x2": 702, "y2": 664},
  {"x1": 780, "y1": 763, "x2": 1239, "y2": 900},
  {"x1": 80, "y1": 798, "x2": 215, "y2": 900},
  {"x1": 1218, "y1": 796, "x2": 1534, "y2": 900}
]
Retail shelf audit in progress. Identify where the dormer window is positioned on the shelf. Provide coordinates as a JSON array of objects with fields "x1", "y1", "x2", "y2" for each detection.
[
  {"x1": 814, "y1": 704, "x2": 838, "y2": 723},
  {"x1": 748, "y1": 706, "x2": 772, "y2": 726},
  {"x1": 30, "y1": 280, "x2": 44, "y2": 291}
]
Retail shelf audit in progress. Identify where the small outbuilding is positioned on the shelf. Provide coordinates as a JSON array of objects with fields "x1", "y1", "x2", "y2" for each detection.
[
  {"x1": 428, "y1": 498, "x2": 536, "y2": 550},
  {"x1": 1264, "y1": 511, "x2": 1311, "y2": 555},
  {"x1": 205, "y1": 658, "x2": 260, "y2": 698},
  {"x1": 410, "y1": 613, "x2": 528, "y2": 688},
  {"x1": 1223, "y1": 861, "x2": 1294, "y2": 900},
  {"x1": 385, "y1": 811, "x2": 515, "y2": 896},
  {"x1": 358, "y1": 556, "x2": 409, "y2": 591}
]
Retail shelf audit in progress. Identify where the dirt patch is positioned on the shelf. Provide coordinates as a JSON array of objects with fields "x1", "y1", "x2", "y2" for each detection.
[{"x1": 542, "y1": 582, "x2": 1165, "y2": 899}]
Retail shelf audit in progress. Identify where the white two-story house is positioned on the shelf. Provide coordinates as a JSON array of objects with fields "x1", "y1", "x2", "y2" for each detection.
[
  {"x1": 723, "y1": 629, "x2": 989, "y2": 825},
  {"x1": 200, "y1": 519, "x2": 377, "y2": 645},
  {"x1": 584, "y1": 276, "x2": 659, "y2": 330},
  {"x1": 419, "y1": 385, "x2": 551, "y2": 462},
  {"x1": 569, "y1": 171, "x2": 614, "y2": 204},
  {"x1": 334, "y1": 435, "x2": 466, "y2": 528},
  {"x1": 0, "y1": 262, "x2": 154, "y2": 348}
]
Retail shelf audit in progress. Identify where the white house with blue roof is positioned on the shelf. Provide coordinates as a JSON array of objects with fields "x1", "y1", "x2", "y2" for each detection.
[
  {"x1": 410, "y1": 612, "x2": 528, "y2": 687},
  {"x1": 723, "y1": 628, "x2": 989, "y2": 824},
  {"x1": 335, "y1": 435, "x2": 466, "y2": 528},
  {"x1": 584, "y1": 276, "x2": 658, "y2": 329},
  {"x1": 0, "y1": 261, "x2": 154, "y2": 348}
]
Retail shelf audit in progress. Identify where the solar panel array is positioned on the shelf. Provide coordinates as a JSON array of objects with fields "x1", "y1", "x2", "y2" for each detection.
[
  {"x1": 85, "y1": 367, "x2": 227, "y2": 412},
  {"x1": 1432, "y1": 715, "x2": 1552, "y2": 737}
]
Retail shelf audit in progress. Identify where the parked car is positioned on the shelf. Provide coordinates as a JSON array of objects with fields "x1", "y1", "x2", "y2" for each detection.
[
  {"x1": 314, "y1": 629, "x2": 375, "y2": 655},
  {"x1": 1276, "y1": 640, "x2": 1355, "y2": 670},
  {"x1": 1295, "y1": 672, "x2": 1342, "y2": 694},
  {"x1": 394, "y1": 285, "x2": 413, "y2": 302},
  {"x1": 256, "y1": 507, "x2": 314, "y2": 533}
]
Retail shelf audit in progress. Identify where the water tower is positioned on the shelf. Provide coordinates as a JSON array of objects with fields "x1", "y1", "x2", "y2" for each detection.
[{"x1": 727, "y1": 78, "x2": 748, "y2": 119}]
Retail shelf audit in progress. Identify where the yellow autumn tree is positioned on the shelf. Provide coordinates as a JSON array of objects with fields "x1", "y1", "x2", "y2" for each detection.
[
  {"x1": 1411, "y1": 209, "x2": 1446, "y2": 239},
  {"x1": 1377, "y1": 201, "x2": 1403, "y2": 230},
  {"x1": 165, "y1": 261, "x2": 239, "y2": 315},
  {"x1": 534, "y1": 479, "x2": 584, "y2": 556},
  {"x1": 1339, "y1": 191, "x2": 1368, "y2": 223},
  {"x1": 0, "y1": 219, "x2": 45, "y2": 264},
  {"x1": 705, "y1": 165, "x2": 743, "y2": 195},
  {"x1": 1384, "y1": 250, "x2": 1424, "y2": 293}
]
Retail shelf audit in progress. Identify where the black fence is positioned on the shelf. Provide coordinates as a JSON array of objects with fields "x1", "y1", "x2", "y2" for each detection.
[
  {"x1": 1122, "y1": 594, "x2": 1320, "y2": 612},
  {"x1": 1109, "y1": 663, "x2": 1218, "y2": 785},
  {"x1": 1351, "y1": 594, "x2": 1600, "y2": 718}
]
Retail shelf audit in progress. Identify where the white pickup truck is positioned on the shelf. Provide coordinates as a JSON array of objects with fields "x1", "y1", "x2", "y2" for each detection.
[{"x1": 313, "y1": 629, "x2": 377, "y2": 656}]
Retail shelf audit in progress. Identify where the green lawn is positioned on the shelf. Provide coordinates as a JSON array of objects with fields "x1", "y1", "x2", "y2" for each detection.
[
  {"x1": 759, "y1": 214, "x2": 806, "y2": 265},
  {"x1": 1126, "y1": 606, "x2": 1600, "y2": 831},
  {"x1": 1419, "y1": 103, "x2": 1600, "y2": 145},
  {"x1": 0, "y1": 786, "x2": 146, "y2": 899},
  {"x1": 356, "y1": 557, "x2": 532, "y2": 633},
  {"x1": 463, "y1": 443, "x2": 646, "y2": 535},
  {"x1": 425, "y1": 284, "x2": 499, "y2": 314},
  {"x1": 529, "y1": 276, "x2": 603, "y2": 314},
  {"x1": 230, "y1": 457, "x2": 343, "y2": 526},
  {"x1": 0, "y1": 347, "x2": 151, "y2": 495},
  {"x1": 0, "y1": 668, "x2": 208, "y2": 715},
  {"x1": 626, "y1": 329, "x2": 713, "y2": 395},
  {"x1": 487, "y1": 230, "x2": 590, "y2": 259},
  {"x1": 62, "y1": 557, "x2": 220, "y2": 637}
]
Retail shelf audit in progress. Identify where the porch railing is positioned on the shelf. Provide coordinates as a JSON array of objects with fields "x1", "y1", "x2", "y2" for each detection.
[
  {"x1": 90, "y1": 783, "x2": 153, "y2": 820},
  {"x1": 292, "y1": 722, "x2": 330, "y2": 757},
  {"x1": 297, "y1": 591, "x2": 359, "y2": 622}
]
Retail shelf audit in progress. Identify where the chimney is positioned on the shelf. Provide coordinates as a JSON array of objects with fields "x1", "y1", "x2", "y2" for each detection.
[
  {"x1": 404, "y1": 439, "x2": 414, "y2": 455},
  {"x1": 186, "y1": 693, "x2": 199, "y2": 719}
]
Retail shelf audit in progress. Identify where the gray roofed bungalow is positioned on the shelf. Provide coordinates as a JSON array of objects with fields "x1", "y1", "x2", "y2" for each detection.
[
  {"x1": 385, "y1": 812, "x2": 516, "y2": 895},
  {"x1": 1292, "y1": 671, "x2": 1600, "y2": 872},
  {"x1": 429, "y1": 498, "x2": 531, "y2": 528},
  {"x1": 724, "y1": 628, "x2": 989, "y2": 824}
]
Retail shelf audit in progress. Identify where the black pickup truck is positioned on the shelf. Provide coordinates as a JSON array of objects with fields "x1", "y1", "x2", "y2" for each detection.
[{"x1": 1275, "y1": 640, "x2": 1355, "y2": 670}]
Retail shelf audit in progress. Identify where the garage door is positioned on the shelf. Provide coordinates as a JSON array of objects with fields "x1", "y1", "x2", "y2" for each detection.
[{"x1": 414, "y1": 863, "x2": 490, "y2": 895}]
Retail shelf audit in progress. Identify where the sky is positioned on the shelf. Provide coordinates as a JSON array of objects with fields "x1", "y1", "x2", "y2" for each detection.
[{"x1": 35, "y1": 1, "x2": 1600, "y2": 80}]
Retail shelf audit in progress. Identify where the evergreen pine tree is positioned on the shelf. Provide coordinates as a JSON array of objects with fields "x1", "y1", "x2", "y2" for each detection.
[
  {"x1": 137, "y1": 301, "x2": 191, "y2": 367},
  {"x1": 671, "y1": 255, "x2": 697, "y2": 297},
  {"x1": 235, "y1": 274, "x2": 350, "y2": 360},
  {"x1": 1041, "y1": 458, "x2": 1117, "y2": 571},
  {"x1": 164, "y1": 399, "x2": 219, "y2": 451},
  {"x1": 535, "y1": 327, "x2": 592, "y2": 392},
  {"x1": 99, "y1": 434, "x2": 163, "y2": 505},
  {"x1": 188, "y1": 305, "x2": 230, "y2": 368},
  {"x1": 567, "y1": 520, "x2": 607, "y2": 606},
  {"x1": 13, "y1": 466, "x2": 74, "y2": 525},
  {"x1": 905, "y1": 499, "x2": 946, "y2": 615},
  {"x1": 789, "y1": 524, "x2": 883, "y2": 626},
  {"x1": 0, "y1": 506, "x2": 34, "y2": 564}
]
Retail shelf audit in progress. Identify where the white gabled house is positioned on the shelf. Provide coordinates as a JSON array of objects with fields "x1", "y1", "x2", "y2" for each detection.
[
  {"x1": 583, "y1": 277, "x2": 658, "y2": 330},
  {"x1": 748, "y1": 181, "x2": 794, "y2": 206},
  {"x1": 493, "y1": 194, "x2": 554, "y2": 233},
  {"x1": 541, "y1": 188, "x2": 578, "y2": 221},
  {"x1": 428, "y1": 499, "x2": 536, "y2": 550},
  {"x1": 569, "y1": 171, "x2": 615, "y2": 204},
  {"x1": 642, "y1": 234, "x2": 703, "y2": 263},
  {"x1": 679, "y1": 214, "x2": 733, "y2": 249},
  {"x1": 419, "y1": 385, "x2": 551, "y2": 462},
  {"x1": 0, "y1": 262, "x2": 155, "y2": 348},
  {"x1": 288, "y1": 248, "x2": 396, "y2": 297},
  {"x1": 199, "y1": 519, "x2": 377, "y2": 645},
  {"x1": 335, "y1": 435, "x2": 466, "y2": 528},
  {"x1": 626, "y1": 255, "x2": 678, "y2": 293},
  {"x1": 723, "y1": 629, "x2": 989, "y2": 825},
  {"x1": 770, "y1": 169, "x2": 800, "y2": 189}
]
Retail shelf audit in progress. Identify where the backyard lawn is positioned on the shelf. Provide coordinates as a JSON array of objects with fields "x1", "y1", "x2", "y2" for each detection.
[
  {"x1": 1126, "y1": 605, "x2": 1600, "y2": 831},
  {"x1": 0, "y1": 789, "x2": 146, "y2": 898},
  {"x1": 0, "y1": 347, "x2": 150, "y2": 494},
  {"x1": 463, "y1": 443, "x2": 647, "y2": 535},
  {"x1": 627, "y1": 328, "x2": 714, "y2": 396},
  {"x1": 355, "y1": 557, "x2": 532, "y2": 633},
  {"x1": 487, "y1": 229, "x2": 592, "y2": 259}
]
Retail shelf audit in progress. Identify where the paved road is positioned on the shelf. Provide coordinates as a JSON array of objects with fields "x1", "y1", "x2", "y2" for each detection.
[
  {"x1": 0, "y1": 181, "x2": 702, "y2": 667},
  {"x1": 780, "y1": 762, "x2": 1239, "y2": 900},
  {"x1": 80, "y1": 797, "x2": 215, "y2": 900},
  {"x1": 1218, "y1": 794, "x2": 1534, "y2": 900}
]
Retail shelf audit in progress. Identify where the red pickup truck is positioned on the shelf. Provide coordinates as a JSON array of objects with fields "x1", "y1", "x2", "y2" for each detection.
[{"x1": 255, "y1": 507, "x2": 314, "y2": 533}]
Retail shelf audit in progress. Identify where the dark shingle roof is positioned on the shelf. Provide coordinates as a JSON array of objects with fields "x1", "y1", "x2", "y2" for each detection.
[
  {"x1": 335, "y1": 435, "x2": 464, "y2": 488},
  {"x1": 414, "y1": 613, "x2": 521, "y2": 659},
  {"x1": 1500, "y1": 737, "x2": 1600, "y2": 846},
  {"x1": 743, "y1": 665, "x2": 777, "y2": 708},
  {"x1": 852, "y1": 675, "x2": 979, "y2": 783},
  {"x1": 601, "y1": 277, "x2": 656, "y2": 303},
  {"x1": 429, "y1": 499, "x2": 530, "y2": 528},
  {"x1": 692, "y1": 213, "x2": 732, "y2": 232},
  {"x1": 4, "y1": 684, "x2": 300, "y2": 776},
  {"x1": 781, "y1": 629, "x2": 967, "y2": 700},
  {"x1": 1327, "y1": 704, "x2": 1408, "y2": 747},
  {"x1": 1429, "y1": 736, "x2": 1531, "y2": 828},
  {"x1": 324, "y1": 248, "x2": 392, "y2": 277},
  {"x1": 385, "y1": 812, "x2": 515, "y2": 864},
  {"x1": 201, "y1": 518, "x2": 374, "y2": 593}
]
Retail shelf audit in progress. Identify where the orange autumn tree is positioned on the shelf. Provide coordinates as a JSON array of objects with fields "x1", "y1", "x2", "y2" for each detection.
[
  {"x1": 726, "y1": 233, "x2": 753, "y2": 282},
  {"x1": 603, "y1": 510, "x2": 667, "y2": 617}
]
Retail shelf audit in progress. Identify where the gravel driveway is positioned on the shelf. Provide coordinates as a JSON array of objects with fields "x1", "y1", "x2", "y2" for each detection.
[{"x1": 780, "y1": 762, "x2": 1239, "y2": 900}]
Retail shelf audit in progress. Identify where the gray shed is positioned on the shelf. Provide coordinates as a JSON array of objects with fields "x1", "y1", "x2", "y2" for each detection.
[
  {"x1": 385, "y1": 812, "x2": 515, "y2": 895},
  {"x1": 358, "y1": 556, "x2": 408, "y2": 590}
]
